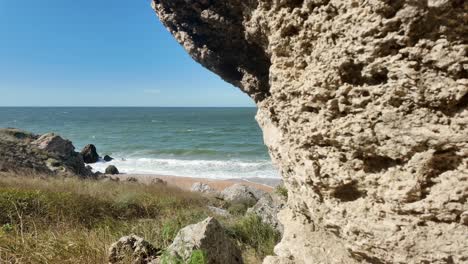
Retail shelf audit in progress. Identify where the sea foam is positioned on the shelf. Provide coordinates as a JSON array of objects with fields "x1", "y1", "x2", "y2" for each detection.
[{"x1": 89, "y1": 157, "x2": 280, "y2": 179}]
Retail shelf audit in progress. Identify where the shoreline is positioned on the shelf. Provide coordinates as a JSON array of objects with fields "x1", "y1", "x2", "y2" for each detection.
[{"x1": 115, "y1": 173, "x2": 281, "y2": 192}]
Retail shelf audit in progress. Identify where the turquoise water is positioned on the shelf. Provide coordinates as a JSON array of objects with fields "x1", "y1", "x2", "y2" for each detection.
[{"x1": 0, "y1": 107, "x2": 279, "y2": 179}]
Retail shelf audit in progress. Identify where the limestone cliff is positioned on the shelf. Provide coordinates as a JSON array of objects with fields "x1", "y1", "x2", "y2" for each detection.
[{"x1": 152, "y1": 1, "x2": 468, "y2": 263}]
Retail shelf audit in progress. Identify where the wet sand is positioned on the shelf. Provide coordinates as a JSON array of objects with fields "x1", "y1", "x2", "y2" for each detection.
[{"x1": 116, "y1": 174, "x2": 280, "y2": 192}]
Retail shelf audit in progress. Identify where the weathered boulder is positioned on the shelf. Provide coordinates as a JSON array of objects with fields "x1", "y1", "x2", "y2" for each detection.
[
  {"x1": 108, "y1": 235, "x2": 160, "y2": 264},
  {"x1": 191, "y1": 182, "x2": 216, "y2": 193},
  {"x1": 0, "y1": 128, "x2": 92, "y2": 177},
  {"x1": 221, "y1": 184, "x2": 267, "y2": 204},
  {"x1": 127, "y1": 177, "x2": 138, "y2": 183},
  {"x1": 167, "y1": 217, "x2": 243, "y2": 264},
  {"x1": 207, "y1": 206, "x2": 231, "y2": 217},
  {"x1": 150, "y1": 178, "x2": 167, "y2": 185},
  {"x1": 247, "y1": 193, "x2": 285, "y2": 234},
  {"x1": 153, "y1": 1, "x2": 468, "y2": 263},
  {"x1": 81, "y1": 144, "x2": 99, "y2": 164},
  {"x1": 105, "y1": 165, "x2": 119, "y2": 175}
]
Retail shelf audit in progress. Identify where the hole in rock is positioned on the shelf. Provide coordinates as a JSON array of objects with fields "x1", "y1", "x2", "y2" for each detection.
[
  {"x1": 362, "y1": 155, "x2": 401, "y2": 173},
  {"x1": 332, "y1": 182, "x2": 366, "y2": 202}
]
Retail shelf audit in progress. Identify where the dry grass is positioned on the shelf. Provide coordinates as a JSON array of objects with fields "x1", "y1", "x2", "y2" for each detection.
[{"x1": 0, "y1": 173, "x2": 279, "y2": 264}]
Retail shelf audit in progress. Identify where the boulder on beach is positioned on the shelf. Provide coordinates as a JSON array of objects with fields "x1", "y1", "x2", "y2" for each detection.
[
  {"x1": 127, "y1": 177, "x2": 138, "y2": 183},
  {"x1": 150, "y1": 178, "x2": 167, "y2": 185},
  {"x1": 191, "y1": 182, "x2": 216, "y2": 194},
  {"x1": 80, "y1": 144, "x2": 99, "y2": 164},
  {"x1": 167, "y1": 217, "x2": 243, "y2": 264},
  {"x1": 108, "y1": 235, "x2": 161, "y2": 264},
  {"x1": 247, "y1": 193, "x2": 285, "y2": 234},
  {"x1": 105, "y1": 165, "x2": 119, "y2": 175},
  {"x1": 103, "y1": 155, "x2": 113, "y2": 162},
  {"x1": 221, "y1": 184, "x2": 267, "y2": 204}
]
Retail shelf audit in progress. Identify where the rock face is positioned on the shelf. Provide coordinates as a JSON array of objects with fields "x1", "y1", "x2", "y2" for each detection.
[
  {"x1": 108, "y1": 235, "x2": 160, "y2": 264},
  {"x1": 167, "y1": 217, "x2": 243, "y2": 264},
  {"x1": 81, "y1": 144, "x2": 99, "y2": 164},
  {"x1": 153, "y1": 1, "x2": 468, "y2": 263},
  {"x1": 0, "y1": 128, "x2": 92, "y2": 177}
]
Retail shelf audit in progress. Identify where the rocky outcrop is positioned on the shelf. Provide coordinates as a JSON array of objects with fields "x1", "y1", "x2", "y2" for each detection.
[
  {"x1": 167, "y1": 217, "x2": 243, "y2": 264},
  {"x1": 0, "y1": 128, "x2": 92, "y2": 177},
  {"x1": 152, "y1": 1, "x2": 468, "y2": 263},
  {"x1": 108, "y1": 235, "x2": 161, "y2": 264},
  {"x1": 81, "y1": 144, "x2": 99, "y2": 164}
]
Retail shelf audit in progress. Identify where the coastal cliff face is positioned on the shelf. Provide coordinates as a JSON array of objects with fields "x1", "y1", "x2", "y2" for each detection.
[{"x1": 152, "y1": 1, "x2": 468, "y2": 263}]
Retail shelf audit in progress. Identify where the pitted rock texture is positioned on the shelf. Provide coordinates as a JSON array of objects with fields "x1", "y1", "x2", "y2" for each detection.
[{"x1": 153, "y1": 1, "x2": 468, "y2": 263}]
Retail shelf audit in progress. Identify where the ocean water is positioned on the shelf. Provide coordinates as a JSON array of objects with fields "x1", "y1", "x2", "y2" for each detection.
[{"x1": 0, "y1": 107, "x2": 279, "y2": 179}]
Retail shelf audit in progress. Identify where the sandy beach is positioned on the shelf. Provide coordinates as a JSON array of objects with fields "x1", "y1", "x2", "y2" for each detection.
[{"x1": 116, "y1": 174, "x2": 280, "y2": 192}]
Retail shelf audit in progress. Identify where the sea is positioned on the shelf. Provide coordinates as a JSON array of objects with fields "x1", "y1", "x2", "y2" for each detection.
[{"x1": 0, "y1": 107, "x2": 279, "y2": 179}]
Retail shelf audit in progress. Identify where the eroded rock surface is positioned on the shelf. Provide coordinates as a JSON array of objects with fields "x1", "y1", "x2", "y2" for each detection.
[{"x1": 153, "y1": 1, "x2": 468, "y2": 263}]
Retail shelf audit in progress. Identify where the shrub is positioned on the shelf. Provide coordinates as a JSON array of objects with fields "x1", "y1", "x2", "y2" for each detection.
[
  {"x1": 229, "y1": 214, "x2": 281, "y2": 258},
  {"x1": 275, "y1": 185, "x2": 288, "y2": 199}
]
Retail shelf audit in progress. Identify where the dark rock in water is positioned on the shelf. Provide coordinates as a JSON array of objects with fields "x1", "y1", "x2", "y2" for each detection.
[
  {"x1": 105, "y1": 165, "x2": 119, "y2": 175},
  {"x1": 103, "y1": 155, "x2": 113, "y2": 162},
  {"x1": 0, "y1": 128, "x2": 93, "y2": 177},
  {"x1": 80, "y1": 144, "x2": 99, "y2": 164}
]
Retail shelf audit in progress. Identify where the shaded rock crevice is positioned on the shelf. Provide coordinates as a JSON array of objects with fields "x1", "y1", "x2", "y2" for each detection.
[{"x1": 152, "y1": 0, "x2": 468, "y2": 263}]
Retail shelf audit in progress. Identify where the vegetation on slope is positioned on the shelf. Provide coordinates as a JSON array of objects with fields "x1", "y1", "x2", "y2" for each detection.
[{"x1": 0, "y1": 173, "x2": 280, "y2": 263}]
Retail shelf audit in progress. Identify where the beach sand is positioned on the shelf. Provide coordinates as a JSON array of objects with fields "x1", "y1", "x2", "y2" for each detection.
[{"x1": 116, "y1": 174, "x2": 280, "y2": 192}]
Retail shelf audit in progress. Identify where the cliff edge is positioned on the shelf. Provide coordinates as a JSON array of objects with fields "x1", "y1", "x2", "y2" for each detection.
[{"x1": 152, "y1": 1, "x2": 468, "y2": 263}]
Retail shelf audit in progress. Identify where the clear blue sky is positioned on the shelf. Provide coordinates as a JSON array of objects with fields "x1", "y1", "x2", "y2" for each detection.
[{"x1": 0, "y1": 0, "x2": 254, "y2": 107}]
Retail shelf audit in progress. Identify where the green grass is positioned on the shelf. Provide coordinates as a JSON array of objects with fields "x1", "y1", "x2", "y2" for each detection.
[
  {"x1": 228, "y1": 214, "x2": 281, "y2": 257},
  {"x1": 0, "y1": 173, "x2": 279, "y2": 263},
  {"x1": 274, "y1": 185, "x2": 288, "y2": 199}
]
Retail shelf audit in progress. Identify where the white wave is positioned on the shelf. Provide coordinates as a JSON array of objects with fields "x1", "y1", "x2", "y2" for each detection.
[{"x1": 89, "y1": 157, "x2": 280, "y2": 179}]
